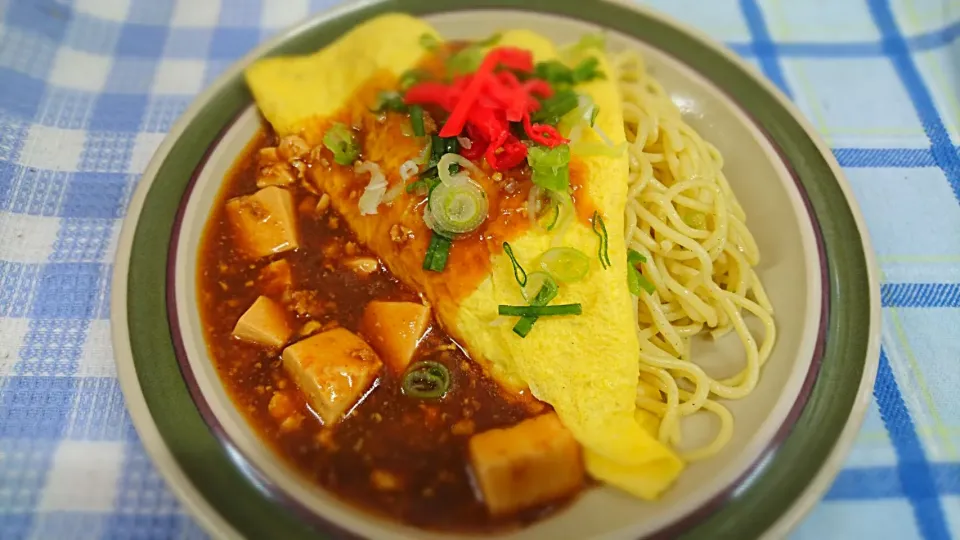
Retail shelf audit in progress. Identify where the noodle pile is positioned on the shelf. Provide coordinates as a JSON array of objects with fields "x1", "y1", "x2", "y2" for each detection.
[{"x1": 613, "y1": 50, "x2": 777, "y2": 461}]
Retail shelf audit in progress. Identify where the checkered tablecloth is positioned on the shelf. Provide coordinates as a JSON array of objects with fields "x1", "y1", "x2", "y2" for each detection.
[{"x1": 0, "y1": 0, "x2": 958, "y2": 538}]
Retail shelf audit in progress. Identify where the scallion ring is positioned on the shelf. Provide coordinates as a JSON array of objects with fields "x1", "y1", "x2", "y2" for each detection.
[
  {"x1": 521, "y1": 271, "x2": 557, "y2": 301},
  {"x1": 401, "y1": 361, "x2": 450, "y2": 399},
  {"x1": 437, "y1": 153, "x2": 480, "y2": 186},
  {"x1": 539, "y1": 247, "x2": 591, "y2": 283},
  {"x1": 427, "y1": 180, "x2": 488, "y2": 234}
]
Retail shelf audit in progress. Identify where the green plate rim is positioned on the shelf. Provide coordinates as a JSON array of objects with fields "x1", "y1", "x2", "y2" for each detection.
[{"x1": 110, "y1": 1, "x2": 882, "y2": 539}]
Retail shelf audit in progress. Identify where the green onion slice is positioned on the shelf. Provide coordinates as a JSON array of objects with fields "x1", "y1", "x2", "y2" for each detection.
[
  {"x1": 627, "y1": 249, "x2": 655, "y2": 295},
  {"x1": 322, "y1": 123, "x2": 360, "y2": 166},
  {"x1": 399, "y1": 69, "x2": 429, "y2": 91},
  {"x1": 437, "y1": 152, "x2": 478, "y2": 186},
  {"x1": 423, "y1": 232, "x2": 452, "y2": 272},
  {"x1": 512, "y1": 282, "x2": 560, "y2": 338},
  {"x1": 476, "y1": 32, "x2": 503, "y2": 47},
  {"x1": 372, "y1": 91, "x2": 407, "y2": 113},
  {"x1": 419, "y1": 33, "x2": 441, "y2": 51},
  {"x1": 428, "y1": 180, "x2": 488, "y2": 234},
  {"x1": 627, "y1": 249, "x2": 647, "y2": 265},
  {"x1": 570, "y1": 33, "x2": 606, "y2": 54},
  {"x1": 521, "y1": 271, "x2": 558, "y2": 302},
  {"x1": 592, "y1": 211, "x2": 611, "y2": 269},
  {"x1": 539, "y1": 247, "x2": 591, "y2": 283},
  {"x1": 406, "y1": 175, "x2": 440, "y2": 196},
  {"x1": 446, "y1": 32, "x2": 503, "y2": 75},
  {"x1": 572, "y1": 57, "x2": 604, "y2": 83},
  {"x1": 528, "y1": 144, "x2": 571, "y2": 193},
  {"x1": 538, "y1": 199, "x2": 561, "y2": 231},
  {"x1": 628, "y1": 265, "x2": 656, "y2": 295},
  {"x1": 499, "y1": 304, "x2": 582, "y2": 317},
  {"x1": 532, "y1": 89, "x2": 579, "y2": 125},
  {"x1": 532, "y1": 57, "x2": 604, "y2": 89},
  {"x1": 503, "y1": 242, "x2": 527, "y2": 287},
  {"x1": 401, "y1": 361, "x2": 450, "y2": 399},
  {"x1": 410, "y1": 105, "x2": 425, "y2": 137}
]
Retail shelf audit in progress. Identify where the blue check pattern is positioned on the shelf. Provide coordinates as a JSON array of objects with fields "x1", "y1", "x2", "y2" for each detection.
[{"x1": 0, "y1": 0, "x2": 957, "y2": 538}]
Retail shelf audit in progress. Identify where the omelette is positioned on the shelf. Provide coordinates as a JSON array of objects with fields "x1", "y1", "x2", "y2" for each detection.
[{"x1": 245, "y1": 13, "x2": 683, "y2": 500}]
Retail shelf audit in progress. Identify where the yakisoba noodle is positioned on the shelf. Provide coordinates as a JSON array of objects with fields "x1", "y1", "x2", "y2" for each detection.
[{"x1": 613, "y1": 50, "x2": 777, "y2": 461}]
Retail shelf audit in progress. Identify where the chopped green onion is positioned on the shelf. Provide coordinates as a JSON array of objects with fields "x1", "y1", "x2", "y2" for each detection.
[
  {"x1": 428, "y1": 180, "x2": 488, "y2": 234},
  {"x1": 571, "y1": 57, "x2": 604, "y2": 83},
  {"x1": 406, "y1": 175, "x2": 440, "y2": 195},
  {"x1": 627, "y1": 249, "x2": 655, "y2": 295},
  {"x1": 410, "y1": 106, "x2": 425, "y2": 136},
  {"x1": 533, "y1": 61, "x2": 576, "y2": 86},
  {"x1": 371, "y1": 91, "x2": 407, "y2": 113},
  {"x1": 533, "y1": 58, "x2": 604, "y2": 88},
  {"x1": 558, "y1": 94, "x2": 600, "y2": 135},
  {"x1": 444, "y1": 136, "x2": 460, "y2": 159},
  {"x1": 539, "y1": 247, "x2": 591, "y2": 283},
  {"x1": 592, "y1": 211, "x2": 611, "y2": 269},
  {"x1": 628, "y1": 249, "x2": 647, "y2": 265},
  {"x1": 429, "y1": 138, "x2": 462, "y2": 176},
  {"x1": 399, "y1": 69, "x2": 429, "y2": 91},
  {"x1": 512, "y1": 281, "x2": 560, "y2": 337},
  {"x1": 419, "y1": 33, "x2": 441, "y2": 51},
  {"x1": 476, "y1": 32, "x2": 503, "y2": 47},
  {"x1": 423, "y1": 232, "x2": 452, "y2": 272},
  {"x1": 447, "y1": 48, "x2": 483, "y2": 76},
  {"x1": 446, "y1": 33, "x2": 504, "y2": 75},
  {"x1": 499, "y1": 304, "x2": 582, "y2": 317},
  {"x1": 428, "y1": 134, "x2": 446, "y2": 168},
  {"x1": 521, "y1": 271, "x2": 557, "y2": 302},
  {"x1": 567, "y1": 33, "x2": 606, "y2": 57},
  {"x1": 528, "y1": 145, "x2": 571, "y2": 193},
  {"x1": 503, "y1": 242, "x2": 527, "y2": 287},
  {"x1": 322, "y1": 123, "x2": 360, "y2": 166},
  {"x1": 537, "y1": 199, "x2": 561, "y2": 230},
  {"x1": 532, "y1": 89, "x2": 579, "y2": 125},
  {"x1": 401, "y1": 361, "x2": 450, "y2": 399}
]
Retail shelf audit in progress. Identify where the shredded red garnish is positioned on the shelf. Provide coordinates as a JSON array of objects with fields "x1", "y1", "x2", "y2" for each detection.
[
  {"x1": 522, "y1": 113, "x2": 567, "y2": 148},
  {"x1": 403, "y1": 46, "x2": 568, "y2": 171}
]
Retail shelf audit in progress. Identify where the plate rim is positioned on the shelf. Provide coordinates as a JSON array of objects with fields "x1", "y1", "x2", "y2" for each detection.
[{"x1": 110, "y1": 1, "x2": 882, "y2": 539}]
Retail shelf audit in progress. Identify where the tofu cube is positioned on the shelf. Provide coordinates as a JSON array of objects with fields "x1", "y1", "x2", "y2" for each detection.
[
  {"x1": 232, "y1": 296, "x2": 293, "y2": 348},
  {"x1": 281, "y1": 328, "x2": 382, "y2": 425},
  {"x1": 359, "y1": 301, "x2": 431, "y2": 374},
  {"x1": 468, "y1": 412, "x2": 584, "y2": 516},
  {"x1": 226, "y1": 186, "x2": 300, "y2": 259}
]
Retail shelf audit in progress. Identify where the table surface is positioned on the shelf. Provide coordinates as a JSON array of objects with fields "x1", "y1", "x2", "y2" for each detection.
[{"x1": 1, "y1": 0, "x2": 958, "y2": 538}]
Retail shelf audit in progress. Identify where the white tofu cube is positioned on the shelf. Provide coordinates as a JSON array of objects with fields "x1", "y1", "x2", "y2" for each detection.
[
  {"x1": 359, "y1": 301, "x2": 431, "y2": 374},
  {"x1": 232, "y1": 296, "x2": 293, "y2": 348},
  {"x1": 226, "y1": 186, "x2": 300, "y2": 259},
  {"x1": 281, "y1": 328, "x2": 382, "y2": 425},
  {"x1": 468, "y1": 412, "x2": 584, "y2": 516}
]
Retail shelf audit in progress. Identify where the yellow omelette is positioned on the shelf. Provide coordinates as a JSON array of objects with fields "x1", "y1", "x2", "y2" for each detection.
[{"x1": 244, "y1": 13, "x2": 683, "y2": 500}]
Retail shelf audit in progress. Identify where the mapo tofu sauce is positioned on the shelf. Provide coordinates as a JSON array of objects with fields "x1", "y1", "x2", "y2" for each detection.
[{"x1": 197, "y1": 130, "x2": 582, "y2": 532}]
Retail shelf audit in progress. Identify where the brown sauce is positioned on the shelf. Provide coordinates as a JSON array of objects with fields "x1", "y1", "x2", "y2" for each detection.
[
  {"x1": 196, "y1": 46, "x2": 596, "y2": 533},
  {"x1": 198, "y1": 132, "x2": 577, "y2": 532}
]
